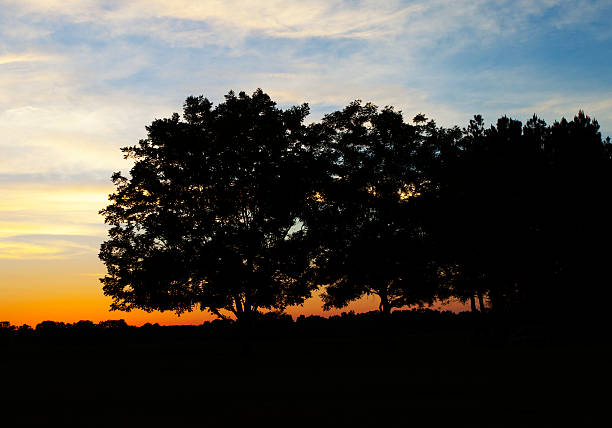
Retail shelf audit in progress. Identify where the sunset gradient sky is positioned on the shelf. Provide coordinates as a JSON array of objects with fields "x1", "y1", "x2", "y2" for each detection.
[{"x1": 1, "y1": 0, "x2": 611, "y2": 326}]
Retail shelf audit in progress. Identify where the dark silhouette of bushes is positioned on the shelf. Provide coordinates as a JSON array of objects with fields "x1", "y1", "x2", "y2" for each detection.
[{"x1": 0, "y1": 307, "x2": 595, "y2": 348}]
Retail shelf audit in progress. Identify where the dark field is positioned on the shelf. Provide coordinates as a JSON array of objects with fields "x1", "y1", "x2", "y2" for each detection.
[{"x1": 0, "y1": 324, "x2": 607, "y2": 427}]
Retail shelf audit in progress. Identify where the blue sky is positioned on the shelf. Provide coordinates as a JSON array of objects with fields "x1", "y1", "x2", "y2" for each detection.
[{"x1": 1, "y1": 0, "x2": 611, "y2": 323}]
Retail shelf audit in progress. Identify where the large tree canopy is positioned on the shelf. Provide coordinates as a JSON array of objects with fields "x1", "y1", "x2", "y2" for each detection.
[
  {"x1": 99, "y1": 89, "x2": 314, "y2": 321},
  {"x1": 302, "y1": 102, "x2": 440, "y2": 315}
]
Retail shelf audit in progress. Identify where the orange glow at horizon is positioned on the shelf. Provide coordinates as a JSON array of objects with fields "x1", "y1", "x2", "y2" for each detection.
[
  {"x1": 0, "y1": 272, "x2": 468, "y2": 327},
  {"x1": 0, "y1": 181, "x2": 467, "y2": 327}
]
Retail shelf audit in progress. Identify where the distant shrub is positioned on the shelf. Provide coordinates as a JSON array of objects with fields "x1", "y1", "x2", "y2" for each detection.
[
  {"x1": 97, "y1": 319, "x2": 128, "y2": 329},
  {"x1": 35, "y1": 321, "x2": 67, "y2": 330},
  {"x1": 73, "y1": 320, "x2": 96, "y2": 329}
]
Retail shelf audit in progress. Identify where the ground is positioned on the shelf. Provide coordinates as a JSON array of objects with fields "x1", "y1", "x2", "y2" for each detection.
[{"x1": 0, "y1": 331, "x2": 606, "y2": 427}]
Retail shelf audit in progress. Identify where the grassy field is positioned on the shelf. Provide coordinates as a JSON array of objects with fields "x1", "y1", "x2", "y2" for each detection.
[{"x1": 0, "y1": 330, "x2": 606, "y2": 427}]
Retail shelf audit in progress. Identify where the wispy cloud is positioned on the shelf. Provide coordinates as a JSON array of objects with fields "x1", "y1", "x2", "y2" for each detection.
[
  {"x1": 0, "y1": 52, "x2": 54, "y2": 65},
  {"x1": 3, "y1": 1, "x2": 610, "y2": 119},
  {"x1": 0, "y1": 236, "x2": 98, "y2": 260},
  {"x1": 1, "y1": 1, "x2": 610, "y2": 184},
  {"x1": 0, "y1": 241, "x2": 63, "y2": 259},
  {"x1": 8, "y1": 0, "x2": 608, "y2": 49},
  {"x1": 0, "y1": 175, "x2": 106, "y2": 253},
  {"x1": 0, "y1": 182, "x2": 109, "y2": 260}
]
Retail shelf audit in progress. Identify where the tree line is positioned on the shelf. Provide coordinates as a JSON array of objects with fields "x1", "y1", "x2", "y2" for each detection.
[
  {"x1": 99, "y1": 89, "x2": 612, "y2": 325},
  {"x1": 0, "y1": 309, "x2": 526, "y2": 343}
]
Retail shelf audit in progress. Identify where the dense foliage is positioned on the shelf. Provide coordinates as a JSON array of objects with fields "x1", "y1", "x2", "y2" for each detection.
[
  {"x1": 301, "y1": 102, "x2": 439, "y2": 315},
  {"x1": 99, "y1": 90, "x2": 314, "y2": 321},
  {"x1": 100, "y1": 89, "x2": 612, "y2": 323}
]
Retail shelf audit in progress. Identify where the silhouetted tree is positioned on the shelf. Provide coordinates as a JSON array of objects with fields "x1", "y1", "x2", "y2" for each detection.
[
  {"x1": 35, "y1": 321, "x2": 66, "y2": 330},
  {"x1": 97, "y1": 319, "x2": 128, "y2": 329},
  {"x1": 537, "y1": 112, "x2": 612, "y2": 319},
  {"x1": 431, "y1": 111, "x2": 612, "y2": 319},
  {"x1": 99, "y1": 89, "x2": 315, "y2": 322},
  {"x1": 73, "y1": 320, "x2": 96, "y2": 329},
  {"x1": 303, "y1": 102, "x2": 439, "y2": 315},
  {"x1": 431, "y1": 114, "x2": 550, "y2": 312},
  {"x1": 17, "y1": 324, "x2": 31, "y2": 332}
]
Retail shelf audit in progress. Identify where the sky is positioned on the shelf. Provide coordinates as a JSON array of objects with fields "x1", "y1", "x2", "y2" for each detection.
[{"x1": 1, "y1": 0, "x2": 611, "y2": 326}]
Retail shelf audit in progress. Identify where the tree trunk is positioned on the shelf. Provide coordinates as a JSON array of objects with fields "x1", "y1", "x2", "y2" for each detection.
[
  {"x1": 477, "y1": 292, "x2": 486, "y2": 312},
  {"x1": 233, "y1": 295, "x2": 244, "y2": 319},
  {"x1": 234, "y1": 295, "x2": 259, "y2": 325},
  {"x1": 470, "y1": 295, "x2": 477, "y2": 312},
  {"x1": 379, "y1": 293, "x2": 392, "y2": 316},
  {"x1": 236, "y1": 307, "x2": 255, "y2": 324}
]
